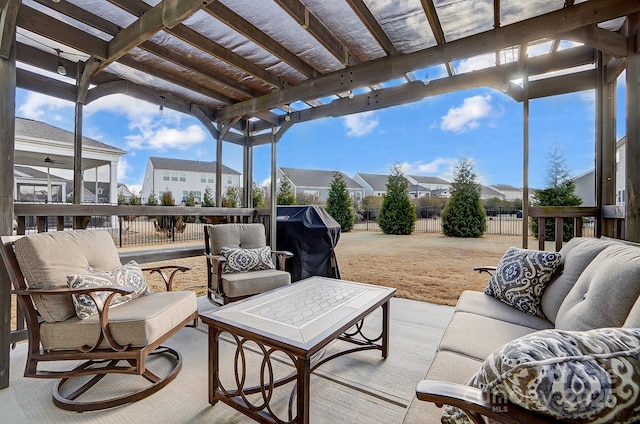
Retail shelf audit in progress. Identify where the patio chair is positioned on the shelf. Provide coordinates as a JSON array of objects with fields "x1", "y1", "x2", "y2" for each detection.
[
  {"x1": 204, "y1": 223, "x2": 292, "y2": 304},
  {"x1": 0, "y1": 230, "x2": 198, "y2": 412}
]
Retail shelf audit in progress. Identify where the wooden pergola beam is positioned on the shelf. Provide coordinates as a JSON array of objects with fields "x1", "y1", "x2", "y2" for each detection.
[
  {"x1": 345, "y1": 0, "x2": 397, "y2": 55},
  {"x1": 561, "y1": 25, "x2": 628, "y2": 58},
  {"x1": 420, "y1": 0, "x2": 455, "y2": 76},
  {"x1": 94, "y1": 0, "x2": 211, "y2": 74},
  {"x1": 217, "y1": 0, "x2": 629, "y2": 120},
  {"x1": 274, "y1": 0, "x2": 355, "y2": 66},
  {"x1": 0, "y1": 0, "x2": 18, "y2": 59},
  {"x1": 204, "y1": 2, "x2": 318, "y2": 78}
]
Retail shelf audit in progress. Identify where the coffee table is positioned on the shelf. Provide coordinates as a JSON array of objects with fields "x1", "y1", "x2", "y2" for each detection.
[{"x1": 199, "y1": 276, "x2": 396, "y2": 424}]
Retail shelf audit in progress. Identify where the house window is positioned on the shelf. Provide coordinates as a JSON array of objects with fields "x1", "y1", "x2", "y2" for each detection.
[
  {"x1": 163, "y1": 171, "x2": 170, "y2": 181},
  {"x1": 616, "y1": 151, "x2": 620, "y2": 163},
  {"x1": 171, "y1": 172, "x2": 178, "y2": 181},
  {"x1": 183, "y1": 190, "x2": 189, "y2": 200},
  {"x1": 179, "y1": 173, "x2": 186, "y2": 182},
  {"x1": 227, "y1": 176, "x2": 233, "y2": 185},
  {"x1": 97, "y1": 188, "x2": 104, "y2": 195},
  {"x1": 201, "y1": 174, "x2": 206, "y2": 183},
  {"x1": 208, "y1": 175, "x2": 214, "y2": 183}
]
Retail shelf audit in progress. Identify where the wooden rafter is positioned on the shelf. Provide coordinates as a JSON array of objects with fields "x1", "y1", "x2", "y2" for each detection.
[
  {"x1": 420, "y1": 0, "x2": 455, "y2": 76},
  {"x1": 107, "y1": 0, "x2": 283, "y2": 88},
  {"x1": 217, "y1": 0, "x2": 635, "y2": 120},
  {"x1": 273, "y1": 0, "x2": 355, "y2": 66},
  {"x1": 345, "y1": 0, "x2": 397, "y2": 55},
  {"x1": 0, "y1": 0, "x2": 19, "y2": 59},
  {"x1": 552, "y1": 0, "x2": 576, "y2": 52},
  {"x1": 204, "y1": 2, "x2": 318, "y2": 78}
]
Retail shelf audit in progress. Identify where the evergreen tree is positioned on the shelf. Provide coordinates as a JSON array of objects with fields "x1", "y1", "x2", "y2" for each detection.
[
  {"x1": 326, "y1": 172, "x2": 354, "y2": 232},
  {"x1": 203, "y1": 186, "x2": 215, "y2": 207},
  {"x1": 160, "y1": 189, "x2": 175, "y2": 206},
  {"x1": 530, "y1": 144, "x2": 582, "y2": 241},
  {"x1": 184, "y1": 191, "x2": 195, "y2": 206},
  {"x1": 377, "y1": 165, "x2": 416, "y2": 235},
  {"x1": 441, "y1": 158, "x2": 486, "y2": 238},
  {"x1": 222, "y1": 186, "x2": 240, "y2": 207},
  {"x1": 252, "y1": 181, "x2": 265, "y2": 208},
  {"x1": 146, "y1": 190, "x2": 158, "y2": 206},
  {"x1": 129, "y1": 194, "x2": 140, "y2": 205},
  {"x1": 277, "y1": 175, "x2": 296, "y2": 205}
]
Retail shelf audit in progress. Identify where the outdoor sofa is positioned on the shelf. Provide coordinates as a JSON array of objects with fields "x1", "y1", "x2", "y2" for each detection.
[{"x1": 403, "y1": 236, "x2": 640, "y2": 423}]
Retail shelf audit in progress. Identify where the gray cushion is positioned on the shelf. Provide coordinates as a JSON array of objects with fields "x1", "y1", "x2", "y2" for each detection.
[
  {"x1": 556, "y1": 243, "x2": 640, "y2": 330},
  {"x1": 441, "y1": 328, "x2": 640, "y2": 423},
  {"x1": 221, "y1": 269, "x2": 291, "y2": 298},
  {"x1": 625, "y1": 296, "x2": 640, "y2": 328},
  {"x1": 67, "y1": 261, "x2": 150, "y2": 319},
  {"x1": 454, "y1": 291, "x2": 553, "y2": 330},
  {"x1": 40, "y1": 291, "x2": 196, "y2": 351},
  {"x1": 14, "y1": 230, "x2": 122, "y2": 322},
  {"x1": 541, "y1": 237, "x2": 613, "y2": 323},
  {"x1": 437, "y1": 312, "x2": 539, "y2": 361},
  {"x1": 207, "y1": 223, "x2": 266, "y2": 254},
  {"x1": 484, "y1": 247, "x2": 561, "y2": 316}
]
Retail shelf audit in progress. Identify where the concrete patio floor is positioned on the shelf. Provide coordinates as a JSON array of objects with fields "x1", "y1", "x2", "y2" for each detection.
[{"x1": 0, "y1": 296, "x2": 454, "y2": 423}]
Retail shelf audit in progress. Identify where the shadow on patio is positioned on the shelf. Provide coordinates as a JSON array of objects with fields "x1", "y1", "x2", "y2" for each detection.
[{"x1": 0, "y1": 296, "x2": 453, "y2": 423}]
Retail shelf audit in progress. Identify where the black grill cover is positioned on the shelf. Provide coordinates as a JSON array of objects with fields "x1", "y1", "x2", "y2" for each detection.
[{"x1": 276, "y1": 205, "x2": 341, "y2": 282}]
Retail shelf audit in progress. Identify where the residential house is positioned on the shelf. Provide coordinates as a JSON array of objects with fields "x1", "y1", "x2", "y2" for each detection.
[
  {"x1": 117, "y1": 183, "x2": 136, "y2": 203},
  {"x1": 490, "y1": 184, "x2": 523, "y2": 201},
  {"x1": 572, "y1": 170, "x2": 596, "y2": 207},
  {"x1": 352, "y1": 173, "x2": 389, "y2": 197},
  {"x1": 278, "y1": 168, "x2": 365, "y2": 204},
  {"x1": 406, "y1": 175, "x2": 451, "y2": 192},
  {"x1": 14, "y1": 117, "x2": 126, "y2": 204},
  {"x1": 440, "y1": 185, "x2": 506, "y2": 200},
  {"x1": 140, "y1": 157, "x2": 241, "y2": 204},
  {"x1": 408, "y1": 184, "x2": 431, "y2": 199}
]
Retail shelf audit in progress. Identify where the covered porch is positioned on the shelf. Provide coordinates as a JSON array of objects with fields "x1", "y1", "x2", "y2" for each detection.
[{"x1": 0, "y1": 295, "x2": 454, "y2": 423}]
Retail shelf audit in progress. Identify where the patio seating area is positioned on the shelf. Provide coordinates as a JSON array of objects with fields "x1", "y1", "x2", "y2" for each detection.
[{"x1": 0, "y1": 295, "x2": 454, "y2": 423}]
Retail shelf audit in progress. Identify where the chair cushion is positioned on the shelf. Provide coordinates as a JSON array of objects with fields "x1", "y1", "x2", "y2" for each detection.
[
  {"x1": 207, "y1": 223, "x2": 266, "y2": 254},
  {"x1": 484, "y1": 247, "x2": 561, "y2": 316},
  {"x1": 40, "y1": 291, "x2": 197, "y2": 351},
  {"x1": 14, "y1": 230, "x2": 122, "y2": 322},
  {"x1": 556, "y1": 243, "x2": 640, "y2": 330},
  {"x1": 222, "y1": 269, "x2": 290, "y2": 298},
  {"x1": 67, "y1": 261, "x2": 150, "y2": 319},
  {"x1": 220, "y1": 246, "x2": 275, "y2": 273},
  {"x1": 441, "y1": 328, "x2": 640, "y2": 424}
]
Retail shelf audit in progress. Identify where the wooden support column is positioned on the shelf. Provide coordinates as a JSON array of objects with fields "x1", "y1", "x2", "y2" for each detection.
[
  {"x1": 270, "y1": 127, "x2": 277, "y2": 249},
  {"x1": 626, "y1": 13, "x2": 640, "y2": 241},
  {"x1": 596, "y1": 51, "x2": 618, "y2": 237},
  {"x1": 522, "y1": 66, "x2": 530, "y2": 249},
  {"x1": 242, "y1": 121, "x2": 253, "y2": 207},
  {"x1": 0, "y1": 1, "x2": 17, "y2": 389}
]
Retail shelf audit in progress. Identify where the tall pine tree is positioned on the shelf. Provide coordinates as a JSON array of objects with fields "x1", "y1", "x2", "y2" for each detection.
[
  {"x1": 377, "y1": 165, "x2": 416, "y2": 235},
  {"x1": 441, "y1": 158, "x2": 486, "y2": 237},
  {"x1": 326, "y1": 172, "x2": 354, "y2": 232},
  {"x1": 277, "y1": 174, "x2": 296, "y2": 205}
]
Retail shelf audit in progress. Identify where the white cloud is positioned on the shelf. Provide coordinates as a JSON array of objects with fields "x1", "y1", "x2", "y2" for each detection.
[
  {"x1": 118, "y1": 157, "x2": 131, "y2": 181},
  {"x1": 440, "y1": 95, "x2": 493, "y2": 133},
  {"x1": 343, "y1": 111, "x2": 379, "y2": 137},
  {"x1": 398, "y1": 157, "x2": 458, "y2": 178},
  {"x1": 18, "y1": 92, "x2": 73, "y2": 121},
  {"x1": 456, "y1": 53, "x2": 496, "y2": 74}
]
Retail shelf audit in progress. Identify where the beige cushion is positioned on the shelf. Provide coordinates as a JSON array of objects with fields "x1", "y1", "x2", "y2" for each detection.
[
  {"x1": 40, "y1": 291, "x2": 196, "y2": 351},
  {"x1": 455, "y1": 291, "x2": 553, "y2": 330},
  {"x1": 14, "y1": 230, "x2": 122, "y2": 322},
  {"x1": 624, "y1": 296, "x2": 640, "y2": 328},
  {"x1": 556, "y1": 243, "x2": 640, "y2": 330},
  {"x1": 541, "y1": 237, "x2": 613, "y2": 323},
  {"x1": 221, "y1": 269, "x2": 291, "y2": 298},
  {"x1": 207, "y1": 223, "x2": 266, "y2": 254}
]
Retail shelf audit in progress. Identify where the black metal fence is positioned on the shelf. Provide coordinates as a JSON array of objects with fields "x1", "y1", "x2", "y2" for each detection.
[{"x1": 354, "y1": 206, "x2": 526, "y2": 235}]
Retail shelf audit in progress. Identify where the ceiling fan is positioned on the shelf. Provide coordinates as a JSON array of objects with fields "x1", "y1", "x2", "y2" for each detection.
[{"x1": 44, "y1": 156, "x2": 66, "y2": 165}]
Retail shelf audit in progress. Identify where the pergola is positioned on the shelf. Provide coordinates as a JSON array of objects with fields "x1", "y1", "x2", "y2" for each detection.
[{"x1": 1, "y1": 0, "x2": 640, "y2": 390}]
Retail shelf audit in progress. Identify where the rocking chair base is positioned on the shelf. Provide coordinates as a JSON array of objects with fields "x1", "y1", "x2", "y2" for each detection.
[{"x1": 52, "y1": 346, "x2": 182, "y2": 412}]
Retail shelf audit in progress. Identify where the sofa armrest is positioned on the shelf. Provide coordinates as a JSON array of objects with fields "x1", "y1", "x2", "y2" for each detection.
[
  {"x1": 473, "y1": 266, "x2": 497, "y2": 276},
  {"x1": 272, "y1": 250, "x2": 293, "y2": 270},
  {"x1": 141, "y1": 265, "x2": 192, "y2": 291},
  {"x1": 416, "y1": 380, "x2": 559, "y2": 424}
]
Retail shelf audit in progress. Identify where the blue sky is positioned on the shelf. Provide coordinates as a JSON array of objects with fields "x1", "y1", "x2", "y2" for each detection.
[{"x1": 15, "y1": 70, "x2": 626, "y2": 195}]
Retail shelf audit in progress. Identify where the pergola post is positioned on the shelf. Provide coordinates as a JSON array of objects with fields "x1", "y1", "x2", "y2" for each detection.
[
  {"x1": 626, "y1": 13, "x2": 640, "y2": 242},
  {"x1": 521, "y1": 66, "x2": 529, "y2": 249},
  {"x1": 243, "y1": 122, "x2": 253, "y2": 207},
  {"x1": 0, "y1": 18, "x2": 16, "y2": 391}
]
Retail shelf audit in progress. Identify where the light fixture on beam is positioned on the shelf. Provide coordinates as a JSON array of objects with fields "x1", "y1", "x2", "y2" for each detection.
[
  {"x1": 284, "y1": 104, "x2": 291, "y2": 121},
  {"x1": 54, "y1": 49, "x2": 66, "y2": 76},
  {"x1": 51, "y1": 0, "x2": 61, "y2": 3},
  {"x1": 159, "y1": 96, "x2": 165, "y2": 116},
  {"x1": 348, "y1": 90, "x2": 354, "y2": 99}
]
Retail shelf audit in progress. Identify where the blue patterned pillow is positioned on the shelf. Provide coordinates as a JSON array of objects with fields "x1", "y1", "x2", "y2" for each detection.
[
  {"x1": 220, "y1": 246, "x2": 275, "y2": 274},
  {"x1": 442, "y1": 328, "x2": 640, "y2": 423},
  {"x1": 485, "y1": 247, "x2": 561, "y2": 316}
]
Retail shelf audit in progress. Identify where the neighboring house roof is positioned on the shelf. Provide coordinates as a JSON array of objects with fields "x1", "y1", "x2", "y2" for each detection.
[
  {"x1": 431, "y1": 189, "x2": 448, "y2": 197},
  {"x1": 280, "y1": 167, "x2": 363, "y2": 190},
  {"x1": 408, "y1": 184, "x2": 429, "y2": 192},
  {"x1": 491, "y1": 184, "x2": 521, "y2": 191},
  {"x1": 14, "y1": 165, "x2": 68, "y2": 181},
  {"x1": 117, "y1": 183, "x2": 135, "y2": 198},
  {"x1": 149, "y1": 157, "x2": 240, "y2": 175},
  {"x1": 408, "y1": 175, "x2": 450, "y2": 185},
  {"x1": 572, "y1": 170, "x2": 594, "y2": 181},
  {"x1": 354, "y1": 173, "x2": 391, "y2": 191},
  {"x1": 15, "y1": 117, "x2": 126, "y2": 154},
  {"x1": 481, "y1": 185, "x2": 504, "y2": 197}
]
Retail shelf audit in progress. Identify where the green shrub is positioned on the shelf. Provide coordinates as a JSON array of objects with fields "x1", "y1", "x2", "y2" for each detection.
[
  {"x1": 441, "y1": 158, "x2": 486, "y2": 238},
  {"x1": 326, "y1": 172, "x2": 354, "y2": 232},
  {"x1": 377, "y1": 165, "x2": 415, "y2": 235}
]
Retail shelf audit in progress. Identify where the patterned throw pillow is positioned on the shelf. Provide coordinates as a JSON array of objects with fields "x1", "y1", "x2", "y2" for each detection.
[
  {"x1": 441, "y1": 328, "x2": 640, "y2": 423},
  {"x1": 484, "y1": 247, "x2": 561, "y2": 316},
  {"x1": 220, "y1": 246, "x2": 275, "y2": 274},
  {"x1": 67, "y1": 261, "x2": 150, "y2": 319}
]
